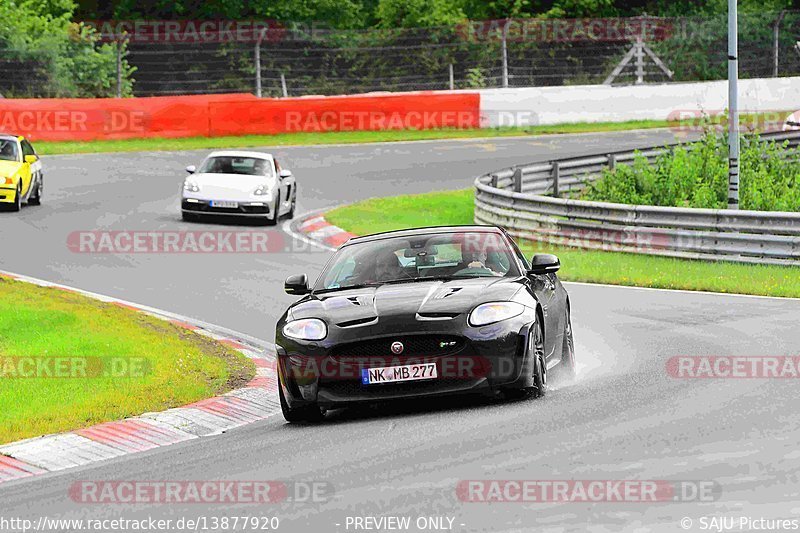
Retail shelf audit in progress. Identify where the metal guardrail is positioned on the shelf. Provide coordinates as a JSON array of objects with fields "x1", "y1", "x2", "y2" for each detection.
[{"x1": 474, "y1": 130, "x2": 800, "y2": 266}]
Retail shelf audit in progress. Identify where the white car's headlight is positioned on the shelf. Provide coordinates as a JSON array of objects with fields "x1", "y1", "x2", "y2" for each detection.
[
  {"x1": 283, "y1": 318, "x2": 327, "y2": 341},
  {"x1": 253, "y1": 184, "x2": 272, "y2": 198},
  {"x1": 469, "y1": 302, "x2": 525, "y2": 327},
  {"x1": 183, "y1": 180, "x2": 200, "y2": 192}
]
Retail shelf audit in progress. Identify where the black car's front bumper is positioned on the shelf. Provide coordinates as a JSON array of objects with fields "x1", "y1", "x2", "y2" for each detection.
[{"x1": 276, "y1": 312, "x2": 537, "y2": 409}]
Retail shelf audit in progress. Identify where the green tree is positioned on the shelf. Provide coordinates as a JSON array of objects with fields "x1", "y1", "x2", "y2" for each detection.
[
  {"x1": 0, "y1": 0, "x2": 133, "y2": 97},
  {"x1": 375, "y1": 0, "x2": 468, "y2": 27}
]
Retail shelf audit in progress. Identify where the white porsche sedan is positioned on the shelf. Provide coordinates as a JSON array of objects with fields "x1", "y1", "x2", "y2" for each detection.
[{"x1": 181, "y1": 151, "x2": 296, "y2": 224}]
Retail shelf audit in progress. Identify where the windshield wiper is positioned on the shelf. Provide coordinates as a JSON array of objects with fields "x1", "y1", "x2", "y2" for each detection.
[
  {"x1": 314, "y1": 283, "x2": 381, "y2": 294},
  {"x1": 380, "y1": 275, "x2": 487, "y2": 284}
]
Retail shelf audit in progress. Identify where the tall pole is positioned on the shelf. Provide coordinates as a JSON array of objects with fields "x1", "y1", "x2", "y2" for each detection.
[
  {"x1": 449, "y1": 63, "x2": 454, "y2": 90},
  {"x1": 116, "y1": 36, "x2": 123, "y2": 98},
  {"x1": 255, "y1": 29, "x2": 266, "y2": 97},
  {"x1": 501, "y1": 20, "x2": 509, "y2": 88},
  {"x1": 773, "y1": 10, "x2": 786, "y2": 77},
  {"x1": 727, "y1": 0, "x2": 740, "y2": 210}
]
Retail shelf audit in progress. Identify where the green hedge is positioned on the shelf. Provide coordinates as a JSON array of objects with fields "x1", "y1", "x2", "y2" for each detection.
[{"x1": 582, "y1": 131, "x2": 800, "y2": 212}]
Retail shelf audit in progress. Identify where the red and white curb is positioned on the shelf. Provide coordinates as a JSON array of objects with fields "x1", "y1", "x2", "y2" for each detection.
[
  {"x1": 0, "y1": 270, "x2": 279, "y2": 484},
  {"x1": 288, "y1": 212, "x2": 357, "y2": 250}
]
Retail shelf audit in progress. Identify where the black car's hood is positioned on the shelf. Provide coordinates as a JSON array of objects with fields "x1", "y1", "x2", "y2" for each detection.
[{"x1": 289, "y1": 277, "x2": 524, "y2": 326}]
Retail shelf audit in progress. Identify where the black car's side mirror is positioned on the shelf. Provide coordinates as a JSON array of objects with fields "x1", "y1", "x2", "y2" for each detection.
[
  {"x1": 285, "y1": 274, "x2": 310, "y2": 295},
  {"x1": 528, "y1": 254, "x2": 561, "y2": 275}
]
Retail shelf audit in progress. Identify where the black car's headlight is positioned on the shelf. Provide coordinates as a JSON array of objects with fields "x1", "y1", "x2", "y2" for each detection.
[
  {"x1": 469, "y1": 302, "x2": 525, "y2": 327},
  {"x1": 283, "y1": 318, "x2": 327, "y2": 341}
]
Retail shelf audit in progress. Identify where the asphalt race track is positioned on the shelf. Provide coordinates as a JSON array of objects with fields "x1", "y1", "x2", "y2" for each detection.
[{"x1": 2, "y1": 130, "x2": 800, "y2": 532}]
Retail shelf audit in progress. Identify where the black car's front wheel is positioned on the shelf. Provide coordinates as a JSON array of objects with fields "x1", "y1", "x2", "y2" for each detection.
[
  {"x1": 530, "y1": 322, "x2": 547, "y2": 398},
  {"x1": 503, "y1": 322, "x2": 546, "y2": 400},
  {"x1": 559, "y1": 306, "x2": 577, "y2": 380},
  {"x1": 279, "y1": 383, "x2": 324, "y2": 423}
]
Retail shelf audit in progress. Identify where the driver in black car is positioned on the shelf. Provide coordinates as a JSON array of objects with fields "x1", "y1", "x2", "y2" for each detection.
[
  {"x1": 375, "y1": 249, "x2": 408, "y2": 281},
  {"x1": 456, "y1": 250, "x2": 505, "y2": 276}
]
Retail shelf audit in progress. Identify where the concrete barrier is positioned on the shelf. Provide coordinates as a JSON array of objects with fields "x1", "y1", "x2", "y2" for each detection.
[
  {"x1": 479, "y1": 76, "x2": 800, "y2": 127},
  {"x1": 2, "y1": 76, "x2": 798, "y2": 142}
]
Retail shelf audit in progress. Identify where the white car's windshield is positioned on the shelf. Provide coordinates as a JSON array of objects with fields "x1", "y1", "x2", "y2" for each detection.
[
  {"x1": 316, "y1": 231, "x2": 519, "y2": 292},
  {"x1": 0, "y1": 140, "x2": 19, "y2": 162},
  {"x1": 200, "y1": 156, "x2": 274, "y2": 177}
]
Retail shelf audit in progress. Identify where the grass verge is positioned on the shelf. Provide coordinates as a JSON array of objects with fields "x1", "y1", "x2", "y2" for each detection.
[
  {"x1": 0, "y1": 278, "x2": 255, "y2": 445},
  {"x1": 35, "y1": 110, "x2": 793, "y2": 155},
  {"x1": 36, "y1": 120, "x2": 673, "y2": 155},
  {"x1": 325, "y1": 189, "x2": 800, "y2": 298}
]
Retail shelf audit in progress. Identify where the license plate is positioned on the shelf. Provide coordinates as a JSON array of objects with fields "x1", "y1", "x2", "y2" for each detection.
[
  {"x1": 211, "y1": 200, "x2": 238, "y2": 208},
  {"x1": 361, "y1": 363, "x2": 437, "y2": 385}
]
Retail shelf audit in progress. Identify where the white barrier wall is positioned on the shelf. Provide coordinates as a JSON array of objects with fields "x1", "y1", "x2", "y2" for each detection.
[{"x1": 479, "y1": 76, "x2": 800, "y2": 127}]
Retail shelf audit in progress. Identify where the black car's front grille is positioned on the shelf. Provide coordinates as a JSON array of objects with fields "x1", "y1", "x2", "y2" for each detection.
[
  {"x1": 330, "y1": 335, "x2": 466, "y2": 359},
  {"x1": 322, "y1": 376, "x2": 471, "y2": 398}
]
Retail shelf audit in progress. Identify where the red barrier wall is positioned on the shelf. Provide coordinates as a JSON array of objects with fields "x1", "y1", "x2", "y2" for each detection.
[
  {"x1": 0, "y1": 92, "x2": 480, "y2": 142},
  {"x1": 208, "y1": 93, "x2": 481, "y2": 136},
  {"x1": 0, "y1": 94, "x2": 256, "y2": 142}
]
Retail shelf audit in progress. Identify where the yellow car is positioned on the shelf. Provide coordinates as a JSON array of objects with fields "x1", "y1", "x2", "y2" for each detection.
[{"x1": 0, "y1": 134, "x2": 43, "y2": 212}]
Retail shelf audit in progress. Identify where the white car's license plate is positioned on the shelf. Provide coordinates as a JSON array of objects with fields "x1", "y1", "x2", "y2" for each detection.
[
  {"x1": 211, "y1": 200, "x2": 238, "y2": 208},
  {"x1": 361, "y1": 363, "x2": 437, "y2": 385}
]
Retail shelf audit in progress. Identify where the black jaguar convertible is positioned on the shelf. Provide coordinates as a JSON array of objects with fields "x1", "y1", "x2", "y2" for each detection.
[{"x1": 275, "y1": 225, "x2": 575, "y2": 422}]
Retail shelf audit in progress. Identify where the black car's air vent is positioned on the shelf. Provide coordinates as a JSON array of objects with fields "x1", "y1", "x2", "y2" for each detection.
[
  {"x1": 417, "y1": 312, "x2": 460, "y2": 320},
  {"x1": 330, "y1": 335, "x2": 466, "y2": 359},
  {"x1": 434, "y1": 287, "x2": 463, "y2": 299},
  {"x1": 336, "y1": 317, "x2": 378, "y2": 328}
]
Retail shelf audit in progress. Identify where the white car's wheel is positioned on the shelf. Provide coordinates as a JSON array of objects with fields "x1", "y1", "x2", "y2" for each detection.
[{"x1": 266, "y1": 197, "x2": 280, "y2": 226}]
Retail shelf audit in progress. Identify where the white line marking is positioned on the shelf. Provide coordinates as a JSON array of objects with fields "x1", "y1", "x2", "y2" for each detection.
[
  {"x1": 42, "y1": 128, "x2": 677, "y2": 157},
  {"x1": 282, "y1": 209, "x2": 337, "y2": 251},
  {"x1": 563, "y1": 280, "x2": 800, "y2": 302}
]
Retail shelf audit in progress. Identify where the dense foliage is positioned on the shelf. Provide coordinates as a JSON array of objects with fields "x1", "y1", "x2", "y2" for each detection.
[
  {"x1": 7, "y1": 0, "x2": 800, "y2": 97},
  {"x1": 75, "y1": 0, "x2": 800, "y2": 28},
  {"x1": 0, "y1": 0, "x2": 134, "y2": 97},
  {"x1": 582, "y1": 132, "x2": 800, "y2": 212}
]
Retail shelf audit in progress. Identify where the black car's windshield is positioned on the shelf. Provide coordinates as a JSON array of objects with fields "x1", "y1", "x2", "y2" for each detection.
[
  {"x1": 0, "y1": 139, "x2": 19, "y2": 162},
  {"x1": 199, "y1": 156, "x2": 274, "y2": 177},
  {"x1": 315, "y1": 231, "x2": 520, "y2": 291}
]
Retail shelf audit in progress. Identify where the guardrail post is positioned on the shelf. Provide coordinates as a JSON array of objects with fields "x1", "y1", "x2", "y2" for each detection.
[
  {"x1": 280, "y1": 73, "x2": 289, "y2": 97},
  {"x1": 490, "y1": 174, "x2": 499, "y2": 188},
  {"x1": 255, "y1": 29, "x2": 267, "y2": 98},
  {"x1": 608, "y1": 153, "x2": 616, "y2": 171},
  {"x1": 512, "y1": 168, "x2": 522, "y2": 192},
  {"x1": 552, "y1": 161, "x2": 560, "y2": 198}
]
